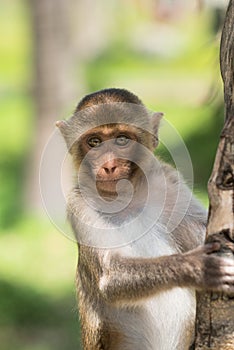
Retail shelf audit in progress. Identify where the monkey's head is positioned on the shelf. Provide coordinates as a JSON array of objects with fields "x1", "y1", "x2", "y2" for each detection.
[{"x1": 57, "y1": 88, "x2": 163, "y2": 198}]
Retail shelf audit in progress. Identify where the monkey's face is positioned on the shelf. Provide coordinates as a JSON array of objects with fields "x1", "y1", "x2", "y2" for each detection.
[{"x1": 77, "y1": 124, "x2": 144, "y2": 198}]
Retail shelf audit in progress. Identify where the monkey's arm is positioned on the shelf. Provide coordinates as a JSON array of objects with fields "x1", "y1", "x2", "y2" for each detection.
[{"x1": 99, "y1": 243, "x2": 234, "y2": 304}]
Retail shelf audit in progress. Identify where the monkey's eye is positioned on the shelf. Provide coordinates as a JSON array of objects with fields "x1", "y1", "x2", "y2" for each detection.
[
  {"x1": 115, "y1": 135, "x2": 130, "y2": 147},
  {"x1": 87, "y1": 137, "x2": 102, "y2": 148}
]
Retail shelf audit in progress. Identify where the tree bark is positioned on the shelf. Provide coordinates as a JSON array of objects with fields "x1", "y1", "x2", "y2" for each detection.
[
  {"x1": 26, "y1": 0, "x2": 81, "y2": 213},
  {"x1": 194, "y1": 1, "x2": 234, "y2": 349}
]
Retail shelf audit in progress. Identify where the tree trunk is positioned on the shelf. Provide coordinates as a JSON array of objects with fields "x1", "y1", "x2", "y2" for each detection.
[
  {"x1": 194, "y1": 0, "x2": 234, "y2": 349},
  {"x1": 26, "y1": 0, "x2": 82, "y2": 213}
]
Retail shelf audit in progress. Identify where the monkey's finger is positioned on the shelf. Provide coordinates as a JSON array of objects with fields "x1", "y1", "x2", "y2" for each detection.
[
  {"x1": 218, "y1": 284, "x2": 234, "y2": 294},
  {"x1": 226, "y1": 242, "x2": 234, "y2": 252},
  {"x1": 205, "y1": 260, "x2": 234, "y2": 279},
  {"x1": 187, "y1": 243, "x2": 221, "y2": 256},
  {"x1": 203, "y1": 242, "x2": 221, "y2": 254},
  {"x1": 219, "y1": 258, "x2": 234, "y2": 268}
]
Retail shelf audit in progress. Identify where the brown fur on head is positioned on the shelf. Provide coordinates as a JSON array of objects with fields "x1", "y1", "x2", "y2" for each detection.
[
  {"x1": 56, "y1": 88, "x2": 163, "y2": 173},
  {"x1": 75, "y1": 88, "x2": 143, "y2": 112}
]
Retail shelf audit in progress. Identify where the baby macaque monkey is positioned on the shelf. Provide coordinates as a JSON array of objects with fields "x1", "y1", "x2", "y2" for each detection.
[{"x1": 57, "y1": 88, "x2": 234, "y2": 350}]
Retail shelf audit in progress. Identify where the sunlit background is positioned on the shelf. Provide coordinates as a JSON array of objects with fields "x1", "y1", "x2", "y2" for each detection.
[{"x1": 0, "y1": 0, "x2": 227, "y2": 349}]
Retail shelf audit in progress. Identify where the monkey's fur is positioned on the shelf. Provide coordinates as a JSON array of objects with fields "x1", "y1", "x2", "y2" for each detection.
[{"x1": 57, "y1": 88, "x2": 234, "y2": 350}]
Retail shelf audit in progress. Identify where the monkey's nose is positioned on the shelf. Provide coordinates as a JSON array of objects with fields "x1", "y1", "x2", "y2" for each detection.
[
  {"x1": 103, "y1": 166, "x2": 117, "y2": 174},
  {"x1": 102, "y1": 160, "x2": 118, "y2": 174}
]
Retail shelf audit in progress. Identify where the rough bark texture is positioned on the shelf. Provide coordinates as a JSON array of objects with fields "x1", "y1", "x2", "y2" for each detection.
[{"x1": 194, "y1": 1, "x2": 234, "y2": 349}]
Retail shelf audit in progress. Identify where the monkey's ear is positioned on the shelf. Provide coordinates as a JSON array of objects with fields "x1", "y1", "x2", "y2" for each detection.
[
  {"x1": 56, "y1": 120, "x2": 74, "y2": 153},
  {"x1": 56, "y1": 120, "x2": 68, "y2": 129},
  {"x1": 151, "y1": 112, "x2": 164, "y2": 135},
  {"x1": 151, "y1": 112, "x2": 164, "y2": 148},
  {"x1": 55, "y1": 120, "x2": 70, "y2": 138}
]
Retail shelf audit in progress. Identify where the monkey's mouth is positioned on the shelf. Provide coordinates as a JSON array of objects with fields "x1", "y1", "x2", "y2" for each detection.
[
  {"x1": 95, "y1": 178, "x2": 130, "y2": 196},
  {"x1": 96, "y1": 177, "x2": 127, "y2": 183}
]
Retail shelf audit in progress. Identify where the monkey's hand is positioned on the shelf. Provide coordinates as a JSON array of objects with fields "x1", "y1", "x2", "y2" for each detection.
[{"x1": 183, "y1": 242, "x2": 234, "y2": 294}]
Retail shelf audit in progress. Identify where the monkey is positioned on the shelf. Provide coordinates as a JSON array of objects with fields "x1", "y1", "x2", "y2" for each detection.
[{"x1": 56, "y1": 88, "x2": 234, "y2": 350}]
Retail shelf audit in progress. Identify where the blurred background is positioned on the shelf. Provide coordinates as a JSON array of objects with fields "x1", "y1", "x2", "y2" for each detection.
[{"x1": 0, "y1": 0, "x2": 227, "y2": 349}]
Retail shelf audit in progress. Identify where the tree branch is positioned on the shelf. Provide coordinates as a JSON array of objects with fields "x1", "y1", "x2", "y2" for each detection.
[{"x1": 195, "y1": 0, "x2": 234, "y2": 349}]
